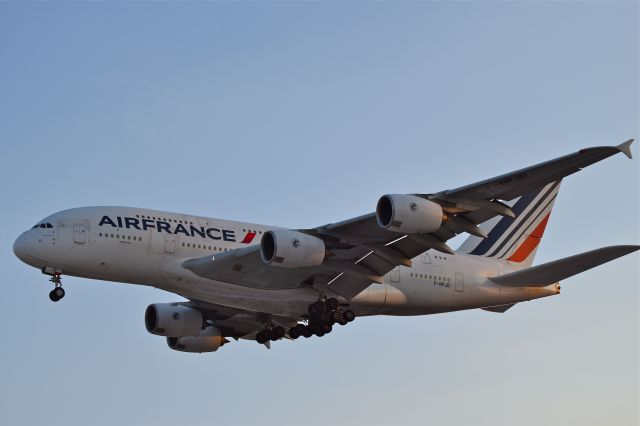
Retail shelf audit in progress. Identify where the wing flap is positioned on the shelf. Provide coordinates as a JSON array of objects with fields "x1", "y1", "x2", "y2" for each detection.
[
  {"x1": 489, "y1": 245, "x2": 639, "y2": 287},
  {"x1": 183, "y1": 247, "x2": 316, "y2": 290}
]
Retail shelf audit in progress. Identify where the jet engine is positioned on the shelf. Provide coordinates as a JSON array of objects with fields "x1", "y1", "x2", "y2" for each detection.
[
  {"x1": 166, "y1": 326, "x2": 228, "y2": 353},
  {"x1": 260, "y1": 230, "x2": 326, "y2": 268},
  {"x1": 145, "y1": 303, "x2": 203, "y2": 337},
  {"x1": 376, "y1": 194, "x2": 443, "y2": 234}
]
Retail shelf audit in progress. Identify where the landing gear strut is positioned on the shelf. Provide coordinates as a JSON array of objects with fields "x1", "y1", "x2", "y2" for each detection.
[{"x1": 48, "y1": 272, "x2": 65, "y2": 302}]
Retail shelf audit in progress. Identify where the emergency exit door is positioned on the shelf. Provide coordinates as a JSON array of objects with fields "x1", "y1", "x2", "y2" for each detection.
[
  {"x1": 73, "y1": 225, "x2": 86, "y2": 244},
  {"x1": 455, "y1": 273, "x2": 464, "y2": 292},
  {"x1": 164, "y1": 235, "x2": 176, "y2": 254},
  {"x1": 390, "y1": 267, "x2": 400, "y2": 283}
]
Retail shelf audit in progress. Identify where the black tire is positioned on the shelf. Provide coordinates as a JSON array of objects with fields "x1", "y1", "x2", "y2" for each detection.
[
  {"x1": 262, "y1": 329, "x2": 273, "y2": 341},
  {"x1": 331, "y1": 311, "x2": 343, "y2": 322},
  {"x1": 344, "y1": 309, "x2": 356, "y2": 322},
  {"x1": 54, "y1": 287, "x2": 65, "y2": 299},
  {"x1": 302, "y1": 326, "x2": 313, "y2": 338},
  {"x1": 313, "y1": 300, "x2": 326, "y2": 313},
  {"x1": 326, "y1": 298, "x2": 339, "y2": 310},
  {"x1": 288, "y1": 327, "x2": 299, "y2": 339},
  {"x1": 308, "y1": 315, "x2": 321, "y2": 326},
  {"x1": 315, "y1": 330, "x2": 325, "y2": 337},
  {"x1": 337, "y1": 319, "x2": 348, "y2": 326},
  {"x1": 321, "y1": 323, "x2": 332, "y2": 334},
  {"x1": 49, "y1": 290, "x2": 60, "y2": 302},
  {"x1": 319, "y1": 312, "x2": 330, "y2": 323},
  {"x1": 256, "y1": 331, "x2": 265, "y2": 344},
  {"x1": 308, "y1": 304, "x2": 319, "y2": 316},
  {"x1": 272, "y1": 326, "x2": 285, "y2": 340}
]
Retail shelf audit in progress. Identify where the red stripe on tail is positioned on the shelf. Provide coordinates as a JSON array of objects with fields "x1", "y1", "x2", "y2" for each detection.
[{"x1": 507, "y1": 213, "x2": 551, "y2": 263}]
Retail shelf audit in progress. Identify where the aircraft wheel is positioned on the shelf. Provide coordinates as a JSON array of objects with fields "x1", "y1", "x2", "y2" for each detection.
[
  {"x1": 262, "y1": 329, "x2": 273, "y2": 341},
  {"x1": 302, "y1": 326, "x2": 313, "y2": 338},
  {"x1": 272, "y1": 326, "x2": 285, "y2": 340},
  {"x1": 54, "y1": 287, "x2": 65, "y2": 299},
  {"x1": 312, "y1": 300, "x2": 326, "y2": 313},
  {"x1": 321, "y1": 323, "x2": 332, "y2": 334},
  {"x1": 49, "y1": 288, "x2": 64, "y2": 302},
  {"x1": 344, "y1": 309, "x2": 356, "y2": 322},
  {"x1": 326, "y1": 298, "x2": 339, "y2": 310},
  {"x1": 288, "y1": 327, "x2": 299, "y2": 339},
  {"x1": 319, "y1": 312, "x2": 330, "y2": 323}
]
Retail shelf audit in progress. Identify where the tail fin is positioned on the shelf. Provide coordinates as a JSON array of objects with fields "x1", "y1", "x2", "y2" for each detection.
[{"x1": 456, "y1": 180, "x2": 561, "y2": 267}]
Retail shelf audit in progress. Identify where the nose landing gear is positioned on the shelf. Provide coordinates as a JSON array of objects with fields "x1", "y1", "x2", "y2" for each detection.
[{"x1": 48, "y1": 272, "x2": 65, "y2": 302}]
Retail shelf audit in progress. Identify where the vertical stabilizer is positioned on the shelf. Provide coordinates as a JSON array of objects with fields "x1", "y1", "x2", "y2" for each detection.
[{"x1": 456, "y1": 180, "x2": 561, "y2": 267}]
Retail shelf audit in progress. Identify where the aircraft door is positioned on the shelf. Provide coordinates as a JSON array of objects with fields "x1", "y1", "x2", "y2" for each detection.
[
  {"x1": 73, "y1": 224, "x2": 87, "y2": 244},
  {"x1": 455, "y1": 273, "x2": 464, "y2": 292},
  {"x1": 390, "y1": 267, "x2": 400, "y2": 283},
  {"x1": 164, "y1": 235, "x2": 176, "y2": 254}
]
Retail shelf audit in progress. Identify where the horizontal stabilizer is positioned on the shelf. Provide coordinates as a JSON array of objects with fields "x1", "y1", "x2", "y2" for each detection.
[{"x1": 489, "y1": 245, "x2": 639, "y2": 287}]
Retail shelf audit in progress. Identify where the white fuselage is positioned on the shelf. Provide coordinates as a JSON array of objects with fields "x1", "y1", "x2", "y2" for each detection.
[{"x1": 13, "y1": 207, "x2": 558, "y2": 318}]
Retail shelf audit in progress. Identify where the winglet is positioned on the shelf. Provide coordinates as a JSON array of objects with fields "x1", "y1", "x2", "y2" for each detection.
[{"x1": 617, "y1": 139, "x2": 634, "y2": 159}]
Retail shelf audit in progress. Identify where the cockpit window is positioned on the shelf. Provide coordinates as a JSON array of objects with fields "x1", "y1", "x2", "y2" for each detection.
[{"x1": 32, "y1": 223, "x2": 53, "y2": 229}]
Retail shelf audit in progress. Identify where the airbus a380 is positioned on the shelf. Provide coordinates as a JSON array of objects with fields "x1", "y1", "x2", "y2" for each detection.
[{"x1": 13, "y1": 141, "x2": 639, "y2": 352}]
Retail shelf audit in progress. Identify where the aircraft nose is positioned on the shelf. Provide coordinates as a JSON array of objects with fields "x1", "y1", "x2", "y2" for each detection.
[{"x1": 13, "y1": 233, "x2": 28, "y2": 262}]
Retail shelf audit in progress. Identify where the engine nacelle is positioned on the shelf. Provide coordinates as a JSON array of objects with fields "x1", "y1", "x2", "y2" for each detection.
[
  {"x1": 376, "y1": 194, "x2": 443, "y2": 234},
  {"x1": 166, "y1": 326, "x2": 227, "y2": 353},
  {"x1": 145, "y1": 303, "x2": 203, "y2": 337},
  {"x1": 260, "y1": 230, "x2": 326, "y2": 268}
]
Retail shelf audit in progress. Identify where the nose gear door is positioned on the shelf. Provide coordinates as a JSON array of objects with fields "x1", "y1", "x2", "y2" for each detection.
[{"x1": 73, "y1": 224, "x2": 86, "y2": 244}]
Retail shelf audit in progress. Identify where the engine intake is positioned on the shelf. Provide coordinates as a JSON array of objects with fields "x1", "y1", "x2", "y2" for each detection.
[
  {"x1": 260, "y1": 230, "x2": 326, "y2": 268},
  {"x1": 145, "y1": 303, "x2": 203, "y2": 337},
  {"x1": 376, "y1": 194, "x2": 443, "y2": 234},
  {"x1": 167, "y1": 326, "x2": 227, "y2": 353}
]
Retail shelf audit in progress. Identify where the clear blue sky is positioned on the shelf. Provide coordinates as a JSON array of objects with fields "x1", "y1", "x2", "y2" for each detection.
[{"x1": 1, "y1": 2, "x2": 638, "y2": 425}]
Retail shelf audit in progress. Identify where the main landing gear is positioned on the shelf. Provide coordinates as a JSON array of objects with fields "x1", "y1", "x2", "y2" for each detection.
[
  {"x1": 254, "y1": 298, "x2": 356, "y2": 345},
  {"x1": 256, "y1": 326, "x2": 285, "y2": 344},
  {"x1": 48, "y1": 272, "x2": 65, "y2": 302},
  {"x1": 287, "y1": 298, "x2": 355, "y2": 340}
]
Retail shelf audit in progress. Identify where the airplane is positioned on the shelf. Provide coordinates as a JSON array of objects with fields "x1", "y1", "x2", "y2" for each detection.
[{"x1": 13, "y1": 140, "x2": 639, "y2": 352}]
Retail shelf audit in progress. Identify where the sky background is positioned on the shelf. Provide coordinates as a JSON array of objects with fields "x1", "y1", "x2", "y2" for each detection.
[{"x1": 0, "y1": 2, "x2": 638, "y2": 425}]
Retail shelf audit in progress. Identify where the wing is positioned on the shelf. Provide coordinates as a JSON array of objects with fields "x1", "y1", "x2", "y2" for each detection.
[{"x1": 185, "y1": 140, "x2": 634, "y2": 301}]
